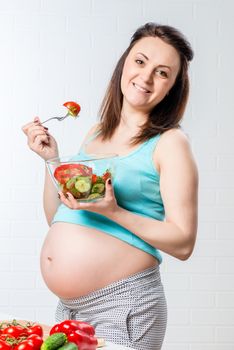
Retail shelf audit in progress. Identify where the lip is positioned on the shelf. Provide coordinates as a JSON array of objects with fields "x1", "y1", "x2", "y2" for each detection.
[{"x1": 133, "y1": 82, "x2": 151, "y2": 93}]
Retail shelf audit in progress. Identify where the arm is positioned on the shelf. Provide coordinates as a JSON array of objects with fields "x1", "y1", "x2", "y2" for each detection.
[
  {"x1": 108, "y1": 129, "x2": 198, "y2": 260},
  {"x1": 22, "y1": 118, "x2": 60, "y2": 226}
]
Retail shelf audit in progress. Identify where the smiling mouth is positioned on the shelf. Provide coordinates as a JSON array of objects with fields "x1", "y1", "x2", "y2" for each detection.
[{"x1": 133, "y1": 83, "x2": 151, "y2": 93}]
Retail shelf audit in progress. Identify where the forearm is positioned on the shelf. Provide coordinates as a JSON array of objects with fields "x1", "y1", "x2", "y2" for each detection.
[
  {"x1": 108, "y1": 206, "x2": 196, "y2": 260},
  {"x1": 43, "y1": 164, "x2": 60, "y2": 226}
]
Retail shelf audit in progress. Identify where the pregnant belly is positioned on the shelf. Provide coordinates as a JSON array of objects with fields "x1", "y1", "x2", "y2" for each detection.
[{"x1": 40, "y1": 222, "x2": 157, "y2": 299}]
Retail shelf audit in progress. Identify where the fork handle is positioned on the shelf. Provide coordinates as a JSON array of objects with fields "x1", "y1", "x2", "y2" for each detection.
[{"x1": 41, "y1": 117, "x2": 57, "y2": 124}]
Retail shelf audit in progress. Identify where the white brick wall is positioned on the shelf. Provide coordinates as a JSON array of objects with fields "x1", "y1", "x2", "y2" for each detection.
[{"x1": 0, "y1": 0, "x2": 233, "y2": 348}]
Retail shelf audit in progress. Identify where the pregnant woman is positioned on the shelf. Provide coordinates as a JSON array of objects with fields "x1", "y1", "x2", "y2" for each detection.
[{"x1": 22, "y1": 23, "x2": 198, "y2": 350}]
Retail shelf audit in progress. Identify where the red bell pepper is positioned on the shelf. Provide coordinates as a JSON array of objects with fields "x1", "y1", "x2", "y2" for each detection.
[
  {"x1": 50, "y1": 320, "x2": 95, "y2": 337},
  {"x1": 67, "y1": 329, "x2": 97, "y2": 350}
]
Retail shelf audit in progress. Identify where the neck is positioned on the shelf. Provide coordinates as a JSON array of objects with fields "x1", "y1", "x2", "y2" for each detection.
[{"x1": 120, "y1": 104, "x2": 149, "y2": 133}]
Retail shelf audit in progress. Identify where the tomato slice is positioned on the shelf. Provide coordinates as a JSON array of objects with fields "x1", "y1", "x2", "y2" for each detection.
[
  {"x1": 54, "y1": 164, "x2": 92, "y2": 184},
  {"x1": 63, "y1": 101, "x2": 81, "y2": 117}
]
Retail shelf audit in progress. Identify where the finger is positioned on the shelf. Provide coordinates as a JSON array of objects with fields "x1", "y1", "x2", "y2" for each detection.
[
  {"x1": 58, "y1": 192, "x2": 73, "y2": 208},
  {"x1": 28, "y1": 129, "x2": 49, "y2": 145},
  {"x1": 66, "y1": 192, "x2": 83, "y2": 209},
  {"x1": 33, "y1": 134, "x2": 50, "y2": 147},
  {"x1": 22, "y1": 117, "x2": 41, "y2": 134},
  {"x1": 22, "y1": 121, "x2": 37, "y2": 135},
  {"x1": 22, "y1": 122, "x2": 47, "y2": 136},
  {"x1": 28, "y1": 126, "x2": 49, "y2": 138}
]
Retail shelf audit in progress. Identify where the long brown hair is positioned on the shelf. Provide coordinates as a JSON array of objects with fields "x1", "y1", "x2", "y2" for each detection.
[{"x1": 98, "y1": 22, "x2": 194, "y2": 144}]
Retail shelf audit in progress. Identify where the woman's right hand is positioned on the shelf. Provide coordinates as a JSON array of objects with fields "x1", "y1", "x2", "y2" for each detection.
[{"x1": 22, "y1": 117, "x2": 59, "y2": 160}]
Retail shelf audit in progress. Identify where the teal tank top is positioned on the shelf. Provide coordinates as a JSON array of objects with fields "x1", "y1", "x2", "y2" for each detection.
[{"x1": 52, "y1": 133, "x2": 164, "y2": 263}]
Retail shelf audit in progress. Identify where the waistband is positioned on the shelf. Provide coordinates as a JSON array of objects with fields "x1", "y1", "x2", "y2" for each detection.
[{"x1": 60, "y1": 264, "x2": 161, "y2": 310}]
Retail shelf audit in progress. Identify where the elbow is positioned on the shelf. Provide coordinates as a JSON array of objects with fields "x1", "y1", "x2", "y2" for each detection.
[
  {"x1": 178, "y1": 251, "x2": 192, "y2": 261},
  {"x1": 177, "y1": 242, "x2": 195, "y2": 261},
  {"x1": 175, "y1": 226, "x2": 197, "y2": 261}
]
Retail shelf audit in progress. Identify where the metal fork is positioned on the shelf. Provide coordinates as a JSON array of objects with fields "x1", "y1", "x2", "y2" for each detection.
[{"x1": 41, "y1": 112, "x2": 70, "y2": 124}]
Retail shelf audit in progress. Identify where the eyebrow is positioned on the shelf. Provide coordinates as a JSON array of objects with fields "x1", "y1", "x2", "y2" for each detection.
[{"x1": 136, "y1": 52, "x2": 171, "y2": 70}]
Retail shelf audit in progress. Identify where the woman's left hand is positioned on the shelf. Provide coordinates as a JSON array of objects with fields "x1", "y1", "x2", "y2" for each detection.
[{"x1": 58, "y1": 179, "x2": 119, "y2": 216}]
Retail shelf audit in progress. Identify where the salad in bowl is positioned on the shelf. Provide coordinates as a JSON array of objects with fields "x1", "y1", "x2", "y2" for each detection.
[{"x1": 46, "y1": 153, "x2": 117, "y2": 202}]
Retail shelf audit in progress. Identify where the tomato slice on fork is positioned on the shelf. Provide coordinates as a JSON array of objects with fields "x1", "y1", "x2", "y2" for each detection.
[{"x1": 63, "y1": 101, "x2": 81, "y2": 117}]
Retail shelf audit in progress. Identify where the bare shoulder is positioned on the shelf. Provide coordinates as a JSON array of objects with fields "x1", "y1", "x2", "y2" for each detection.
[
  {"x1": 160, "y1": 127, "x2": 190, "y2": 148},
  {"x1": 154, "y1": 128, "x2": 197, "y2": 174},
  {"x1": 157, "y1": 128, "x2": 192, "y2": 158}
]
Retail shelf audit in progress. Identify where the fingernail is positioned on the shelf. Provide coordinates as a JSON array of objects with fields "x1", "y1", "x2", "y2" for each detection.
[
  {"x1": 108, "y1": 178, "x2": 112, "y2": 185},
  {"x1": 65, "y1": 193, "x2": 69, "y2": 199},
  {"x1": 58, "y1": 193, "x2": 61, "y2": 199},
  {"x1": 44, "y1": 127, "x2": 49, "y2": 130}
]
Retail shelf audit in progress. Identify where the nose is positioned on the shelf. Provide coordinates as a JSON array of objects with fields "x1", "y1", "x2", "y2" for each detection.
[{"x1": 140, "y1": 67, "x2": 154, "y2": 84}]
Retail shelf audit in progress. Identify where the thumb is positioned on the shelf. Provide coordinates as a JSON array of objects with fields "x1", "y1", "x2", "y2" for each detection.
[{"x1": 105, "y1": 178, "x2": 114, "y2": 199}]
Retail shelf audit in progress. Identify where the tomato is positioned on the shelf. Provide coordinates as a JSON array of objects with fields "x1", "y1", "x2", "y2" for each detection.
[
  {"x1": 26, "y1": 325, "x2": 43, "y2": 338},
  {"x1": 102, "y1": 170, "x2": 111, "y2": 182},
  {"x1": 54, "y1": 164, "x2": 92, "y2": 184},
  {"x1": 0, "y1": 340, "x2": 12, "y2": 350},
  {"x1": 14, "y1": 340, "x2": 34, "y2": 350},
  {"x1": 91, "y1": 174, "x2": 98, "y2": 184},
  {"x1": 26, "y1": 335, "x2": 43, "y2": 350},
  {"x1": 2, "y1": 326, "x2": 27, "y2": 339},
  {"x1": 63, "y1": 101, "x2": 81, "y2": 117},
  {"x1": 49, "y1": 324, "x2": 61, "y2": 335}
]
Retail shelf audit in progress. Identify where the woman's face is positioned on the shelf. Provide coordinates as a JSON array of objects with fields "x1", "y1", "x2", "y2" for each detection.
[{"x1": 120, "y1": 36, "x2": 181, "y2": 114}]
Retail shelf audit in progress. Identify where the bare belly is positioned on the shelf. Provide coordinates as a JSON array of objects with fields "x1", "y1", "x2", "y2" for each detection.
[{"x1": 40, "y1": 222, "x2": 158, "y2": 299}]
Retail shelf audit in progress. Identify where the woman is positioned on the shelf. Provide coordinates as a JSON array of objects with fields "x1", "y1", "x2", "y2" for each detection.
[{"x1": 22, "y1": 23, "x2": 198, "y2": 350}]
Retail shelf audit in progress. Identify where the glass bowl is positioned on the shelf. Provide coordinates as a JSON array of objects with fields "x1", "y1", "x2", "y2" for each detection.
[{"x1": 46, "y1": 153, "x2": 117, "y2": 202}]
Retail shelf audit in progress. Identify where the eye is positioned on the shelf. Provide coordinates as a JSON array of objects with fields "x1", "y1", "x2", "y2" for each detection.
[
  {"x1": 155, "y1": 69, "x2": 168, "y2": 78},
  {"x1": 135, "y1": 59, "x2": 144, "y2": 65}
]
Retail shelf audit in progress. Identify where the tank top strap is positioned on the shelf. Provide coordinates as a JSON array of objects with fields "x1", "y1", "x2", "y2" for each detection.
[{"x1": 144, "y1": 133, "x2": 161, "y2": 154}]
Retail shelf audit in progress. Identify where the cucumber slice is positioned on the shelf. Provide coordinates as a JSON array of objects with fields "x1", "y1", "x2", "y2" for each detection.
[
  {"x1": 87, "y1": 193, "x2": 102, "y2": 200},
  {"x1": 91, "y1": 183, "x2": 105, "y2": 194},
  {"x1": 75, "y1": 176, "x2": 91, "y2": 182},
  {"x1": 66, "y1": 177, "x2": 76, "y2": 189},
  {"x1": 75, "y1": 179, "x2": 91, "y2": 193}
]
